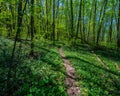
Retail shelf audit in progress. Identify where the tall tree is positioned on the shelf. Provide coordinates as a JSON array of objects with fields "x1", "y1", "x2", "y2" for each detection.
[
  {"x1": 93, "y1": 0, "x2": 97, "y2": 43},
  {"x1": 96, "y1": 0, "x2": 108, "y2": 45},
  {"x1": 52, "y1": 0, "x2": 55, "y2": 44},
  {"x1": 30, "y1": 0, "x2": 35, "y2": 55},
  {"x1": 117, "y1": 0, "x2": 120, "y2": 48},
  {"x1": 70, "y1": 0, "x2": 74, "y2": 38},
  {"x1": 6, "y1": 0, "x2": 23, "y2": 95},
  {"x1": 6, "y1": 0, "x2": 28, "y2": 95},
  {"x1": 76, "y1": 0, "x2": 82, "y2": 43}
]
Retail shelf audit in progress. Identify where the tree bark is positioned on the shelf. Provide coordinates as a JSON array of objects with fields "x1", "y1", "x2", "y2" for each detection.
[
  {"x1": 117, "y1": 0, "x2": 120, "y2": 48},
  {"x1": 70, "y1": 0, "x2": 74, "y2": 38},
  {"x1": 6, "y1": 0, "x2": 28, "y2": 95},
  {"x1": 96, "y1": 0, "x2": 108, "y2": 45},
  {"x1": 93, "y1": 0, "x2": 97, "y2": 43},
  {"x1": 30, "y1": 0, "x2": 35, "y2": 55},
  {"x1": 52, "y1": 0, "x2": 55, "y2": 44}
]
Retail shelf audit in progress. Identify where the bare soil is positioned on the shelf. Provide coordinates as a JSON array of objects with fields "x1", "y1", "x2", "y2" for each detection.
[{"x1": 59, "y1": 48, "x2": 81, "y2": 96}]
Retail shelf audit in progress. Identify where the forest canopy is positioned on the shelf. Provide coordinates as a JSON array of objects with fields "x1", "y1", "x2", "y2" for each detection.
[{"x1": 0, "y1": 0, "x2": 119, "y2": 47}]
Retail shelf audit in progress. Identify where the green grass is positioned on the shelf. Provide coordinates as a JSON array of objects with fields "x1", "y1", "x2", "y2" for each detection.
[{"x1": 63, "y1": 45, "x2": 120, "y2": 96}]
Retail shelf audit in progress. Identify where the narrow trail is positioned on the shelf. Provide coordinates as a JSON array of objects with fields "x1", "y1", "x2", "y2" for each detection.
[{"x1": 59, "y1": 48, "x2": 81, "y2": 96}]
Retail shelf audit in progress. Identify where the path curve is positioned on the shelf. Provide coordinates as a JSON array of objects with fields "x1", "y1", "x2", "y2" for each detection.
[{"x1": 59, "y1": 48, "x2": 81, "y2": 96}]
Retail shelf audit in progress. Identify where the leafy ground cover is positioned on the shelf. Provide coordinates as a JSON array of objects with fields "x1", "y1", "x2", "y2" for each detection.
[
  {"x1": 63, "y1": 45, "x2": 120, "y2": 96},
  {"x1": 0, "y1": 38, "x2": 67, "y2": 96},
  {"x1": 1, "y1": 38, "x2": 120, "y2": 96}
]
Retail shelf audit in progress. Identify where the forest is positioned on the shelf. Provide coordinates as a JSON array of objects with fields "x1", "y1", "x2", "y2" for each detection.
[{"x1": 0, "y1": 0, "x2": 120, "y2": 96}]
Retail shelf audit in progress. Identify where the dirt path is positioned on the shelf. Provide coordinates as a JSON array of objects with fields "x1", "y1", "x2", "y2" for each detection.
[{"x1": 59, "y1": 48, "x2": 81, "y2": 96}]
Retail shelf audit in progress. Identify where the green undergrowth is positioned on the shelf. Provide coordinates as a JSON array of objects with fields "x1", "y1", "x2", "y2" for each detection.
[
  {"x1": 0, "y1": 38, "x2": 67, "y2": 96},
  {"x1": 63, "y1": 45, "x2": 120, "y2": 96},
  {"x1": 94, "y1": 48, "x2": 120, "y2": 73}
]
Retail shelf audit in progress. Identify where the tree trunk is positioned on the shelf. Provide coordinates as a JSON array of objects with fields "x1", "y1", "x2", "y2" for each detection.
[
  {"x1": 76, "y1": 0, "x2": 82, "y2": 39},
  {"x1": 96, "y1": 0, "x2": 108, "y2": 45},
  {"x1": 52, "y1": 0, "x2": 55, "y2": 45},
  {"x1": 70, "y1": 0, "x2": 74, "y2": 38},
  {"x1": 93, "y1": 0, "x2": 97, "y2": 43},
  {"x1": 30, "y1": 0, "x2": 35, "y2": 55},
  {"x1": 6, "y1": 0, "x2": 23, "y2": 95},
  {"x1": 117, "y1": 0, "x2": 120, "y2": 48}
]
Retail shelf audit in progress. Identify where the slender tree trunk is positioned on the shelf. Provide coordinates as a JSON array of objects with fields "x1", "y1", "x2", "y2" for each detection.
[
  {"x1": 117, "y1": 0, "x2": 120, "y2": 48},
  {"x1": 76, "y1": 0, "x2": 82, "y2": 43},
  {"x1": 56, "y1": 0, "x2": 60, "y2": 41},
  {"x1": 46, "y1": 0, "x2": 48, "y2": 34},
  {"x1": 108, "y1": 14, "x2": 113, "y2": 42},
  {"x1": 93, "y1": 0, "x2": 97, "y2": 43},
  {"x1": 87, "y1": 6, "x2": 92, "y2": 42},
  {"x1": 76, "y1": 0, "x2": 82, "y2": 39},
  {"x1": 52, "y1": 0, "x2": 55, "y2": 44},
  {"x1": 65, "y1": 0, "x2": 70, "y2": 40},
  {"x1": 6, "y1": 0, "x2": 23, "y2": 95},
  {"x1": 82, "y1": 0, "x2": 85, "y2": 42},
  {"x1": 6, "y1": 1, "x2": 28, "y2": 95},
  {"x1": 30, "y1": 0, "x2": 35, "y2": 55},
  {"x1": 96, "y1": 0, "x2": 108, "y2": 45},
  {"x1": 80, "y1": 0, "x2": 83, "y2": 43},
  {"x1": 70, "y1": 0, "x2": 74, "y2": 38}
]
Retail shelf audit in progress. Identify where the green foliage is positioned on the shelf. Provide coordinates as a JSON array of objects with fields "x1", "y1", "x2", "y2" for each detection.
[
  {"x1": 0, "y1": 0, "x2": 120, "y2": 95},
  {"x1": 63, "y1": 45, "x2": 120, "y2": 96},
  {"x1": 0, "y1": 38, "x2": 67, "y2": 96}
]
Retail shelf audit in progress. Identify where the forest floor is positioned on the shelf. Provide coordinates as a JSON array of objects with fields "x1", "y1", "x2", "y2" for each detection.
[
  {"x1": 59, "y1": 47, "x2": 80, "y2": 96},
  {"x1": 0, "y1": 38, "x2": 120, "y2": 96},
  {"x1": 63, "y1": 45, "x2": 120, "y2": 96}
]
